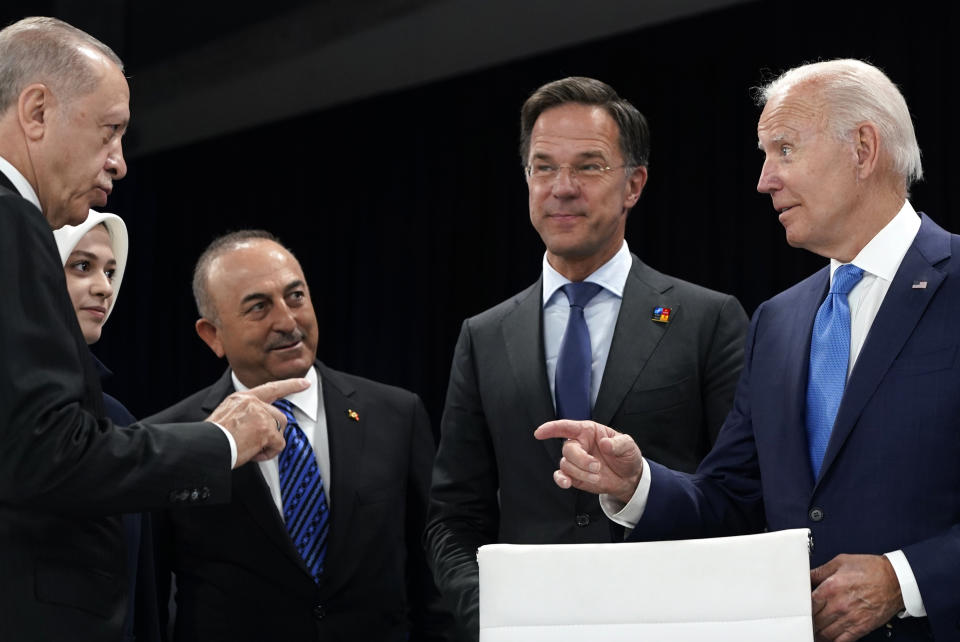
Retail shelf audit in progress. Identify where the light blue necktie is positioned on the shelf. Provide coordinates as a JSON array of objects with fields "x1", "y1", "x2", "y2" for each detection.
[
  {"x1": 274, "y1": 399, "x2": 329, "y2": 582},
  {"x1": 805, "y1": 263, "x2": 864, "y2": 478},
  {"x1": 555, "y1": 282, "x2": 603, "y2": 420}
]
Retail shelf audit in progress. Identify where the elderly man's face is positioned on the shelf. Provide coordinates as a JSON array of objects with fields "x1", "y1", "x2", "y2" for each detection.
[
  {"x1": 35, "y1": 48, "x2": 128, "y2": 229},
  {"x1": 756, "y1": 85, "x2": 861, "y2": 258},
  {"x1": 197, "y1": 240, "x2": 319, "y2": 389},
  {"x1": 526, "y1": 103, "x2": 646, "y2": 277}
]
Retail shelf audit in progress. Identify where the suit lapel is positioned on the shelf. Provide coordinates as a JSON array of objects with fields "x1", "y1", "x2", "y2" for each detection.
[
  {"x1": 820, "y1": 215, "x2": 950, "y2": 481},
  {"x1": 779, "y1": 270, "x2": 829, "y2": 489},
  {"x1": 313, "y1": 362, "x2": 362, "y2": 594},
  {"x1": 200, "y1": 369, "x2": 313, "y2": 578},
  {"x1": 592, "y1": 256, "x2": 674, "y2": 426},
  {"x1": 500, "y1": 279, "x2": 560, "y2": 462}
]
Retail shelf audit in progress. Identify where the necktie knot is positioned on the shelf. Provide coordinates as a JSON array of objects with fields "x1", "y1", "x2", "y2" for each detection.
[
  {"x1": 830, "y1": 264, "x2": 864, "y2": 295},
  {"x1": 561, "y1": 281, "x2": 603, "y2": 309}
]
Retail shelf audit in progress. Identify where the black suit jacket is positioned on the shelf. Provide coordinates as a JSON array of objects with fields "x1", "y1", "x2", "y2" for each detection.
[
  {"x1": 148, "y1": 361, "x2": 450, "y2": 642},
  {"x1": 0, "y1": 173, "x2": 230, "y2": 642},
  {"x1": 424, "y1": 255, "x2": 748, "y2": 639}
]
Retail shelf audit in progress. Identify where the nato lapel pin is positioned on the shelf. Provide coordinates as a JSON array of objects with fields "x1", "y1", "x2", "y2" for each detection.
[
  {"x1": 346, "y1": 409, "x2": 360, "y2": 422},
  {"x1": 652, "y1": 306, "x2": 672, "y2": 323}
]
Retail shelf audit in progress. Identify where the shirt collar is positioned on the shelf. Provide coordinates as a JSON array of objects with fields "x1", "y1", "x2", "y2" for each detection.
[
  {"x1": 830, "y1": 200, "x2": 920, "y2": 282},
  {"x1": 542, "y1": 240, "x2": 632, "y2": 306},
  {"x1": 230, "y1": 364, "x2": 319, "y2": 422},
  {"x1": 0, "y1": 155, "x2": 41, "y2": 212}
]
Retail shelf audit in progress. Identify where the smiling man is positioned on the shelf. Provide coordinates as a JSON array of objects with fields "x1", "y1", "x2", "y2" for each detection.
[
  {"x1": 0, "y1": 18, "x2": 305, "y2": 642},
  {"x1": 424, "y1": 76, "x2": 748, "y2": 640},
  {"x1": 537, "y1": 60, "x2": 959, "y2": 641},
  {"x1": 146, "y1": 230, "x2": 450, "y2": 641}
]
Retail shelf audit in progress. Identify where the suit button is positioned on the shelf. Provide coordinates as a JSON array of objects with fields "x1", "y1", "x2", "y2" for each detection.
[
  {"x1": 575, "y1": 514, "x2": 590, "y2": 527},
  {"x1": 200, "y1": 486, "x2": 210, "y2": 500},
  {"x1": 313, "y1": 604, "x2": 325, "y2": 620},
  {"x1": 808, "y1": 507, "x2": 824, "y2": 522},
  {"x1": 189, "y1": 489, "x2": 200, "y2": 502}
]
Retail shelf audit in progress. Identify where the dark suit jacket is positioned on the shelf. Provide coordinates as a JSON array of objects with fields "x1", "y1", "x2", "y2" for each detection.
[
  {"x1": 633, "y1": 213, "x2": 959, "y2": 641},
  {"x1": 425, "y1": 254, "x2": 748, "y2": 638},
  {"x1": 147, "y1": 361, "x2": 450, "y2": 642},
  {"x1": 0, "y1": 173, "x2": 230, "y2": 642}
]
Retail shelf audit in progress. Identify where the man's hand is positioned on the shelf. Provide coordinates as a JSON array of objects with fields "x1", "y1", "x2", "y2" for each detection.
[
  {"x1": 206, "y1": 378, "x2": 310, "y2": 467},
  {"x1": 810, "y1": 554, "x2": 904, "y2": 642},
  {"x1": 533, "y1": 419, "x2": 643, "y2": 504}
]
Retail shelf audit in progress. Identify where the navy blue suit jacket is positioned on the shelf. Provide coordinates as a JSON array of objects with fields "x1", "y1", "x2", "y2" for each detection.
[{"x1": 631, "y1": 213, "x2": 959, "y2": 641}]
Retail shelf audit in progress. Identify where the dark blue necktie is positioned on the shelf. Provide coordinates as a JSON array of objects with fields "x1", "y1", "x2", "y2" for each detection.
[
  {"x1": 274, "y1": 399, "x2": 329, "y2": 582},
  {"x1": 806, "y1": 263, "x2": 864, "y2": 478},
  {"x1": 555, "y1": 282, "x2": 603, "y2": 420}
]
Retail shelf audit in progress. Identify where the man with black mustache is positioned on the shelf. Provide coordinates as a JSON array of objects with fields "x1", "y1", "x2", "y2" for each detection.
[{"x1": 147, "y1": 230, "x2": 450, "y2": 641}]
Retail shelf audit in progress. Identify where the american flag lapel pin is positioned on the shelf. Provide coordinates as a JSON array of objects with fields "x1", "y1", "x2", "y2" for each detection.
[
  {"x1": 346, "y1": 409, "x2": 360, "y2": 422},
  {"x1": 651, "y1": 306, "x2": 672, "y2": 323},
  {"x1": 912, "y1": 280, "x2": 927, "y2": 289}
]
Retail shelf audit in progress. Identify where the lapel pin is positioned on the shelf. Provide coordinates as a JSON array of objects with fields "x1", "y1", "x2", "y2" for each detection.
[
  {"x1": 346, "y1": 409, "x2": 360, "y2": 422},
  {"x1": 651, "y1": 306, "x2": 672, "y2": 323},
  {"x1": 912, "y1": 280, "x2": 927, "y2": 289}
]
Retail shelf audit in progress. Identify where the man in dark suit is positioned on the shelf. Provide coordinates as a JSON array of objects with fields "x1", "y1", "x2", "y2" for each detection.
[
  {"x1": 148, "y1": 230, "x2": 449, "y2": 641},
  {"x1": 538, "y1": 60, "x2": 956, "y2": 641},
  {"x1": 0, "y1": 18, "x2": 303, "y2": 642},
  {"x1": 424, "y1": 76, "x2": 748, "y2": 639}
]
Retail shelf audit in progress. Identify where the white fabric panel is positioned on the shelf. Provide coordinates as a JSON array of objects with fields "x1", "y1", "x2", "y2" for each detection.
[{"x1": 478, "y1": 529, "x2": 812, "y2": 641}]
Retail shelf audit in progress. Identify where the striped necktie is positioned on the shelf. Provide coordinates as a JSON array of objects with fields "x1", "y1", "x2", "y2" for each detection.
[{"x1": 273, "y1": 399, "x2": 329, "y2": 582}]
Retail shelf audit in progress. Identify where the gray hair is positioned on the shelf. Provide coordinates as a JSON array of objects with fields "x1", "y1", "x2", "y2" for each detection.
[
  {"x1": 0, "y1": 16, "x2": 124, "y2": 115},
  {"x1": 519, "y1": 76, "x2": 651, "y2": 169},
  {"x1": 757, "y1": 59, "x2": 922, "y2": 188},
  {"x1": 192, "y1": 230, "x2": 286, "y2": 323}
]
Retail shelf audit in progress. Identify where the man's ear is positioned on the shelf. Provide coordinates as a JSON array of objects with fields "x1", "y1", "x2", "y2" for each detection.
[
  {"x1": 195, "y1": 318, "x2": 225, "y2": 358},
  {"x1": 18, "y1": 83, "x2": 50, "y2": 141},
  {"x1": 854, "y1": 122, "x2": 881, "y2": 180},
  {"x1": 624, "y1": 165, "x2": 648, "y2": 209}
]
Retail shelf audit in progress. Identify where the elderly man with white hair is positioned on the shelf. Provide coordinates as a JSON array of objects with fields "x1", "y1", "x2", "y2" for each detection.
[{"x1": 536, "y1": 59, "x2": 960, "y2": 641}]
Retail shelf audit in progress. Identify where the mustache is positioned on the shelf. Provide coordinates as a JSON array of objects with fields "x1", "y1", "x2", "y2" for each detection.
[{"x1": 265, "y1": 329, "x2": 306, "y2": 351}]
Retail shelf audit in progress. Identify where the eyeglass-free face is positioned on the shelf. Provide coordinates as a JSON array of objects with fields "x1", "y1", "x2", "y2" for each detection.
[{"x1": 526, "y1": 103, "x2": 647, "y2": 280}]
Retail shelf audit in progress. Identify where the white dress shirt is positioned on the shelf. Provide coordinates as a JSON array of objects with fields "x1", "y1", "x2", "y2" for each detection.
[
  {"x1": 0, "y1": 155, "x2": 41, "y2": 211},
  {"x1": 603, "y1": 202, "x2": 925, "y2": 617},
  {"x1": 232, "y1": 366, "x2": 332, "y2": 516},
  {"x1": 543, "y1": 240, "x2": 632, "y2": 410}
]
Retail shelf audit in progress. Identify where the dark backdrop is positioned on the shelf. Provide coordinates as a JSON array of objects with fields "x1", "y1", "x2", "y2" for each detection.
[{"x1": 85, "y1": 1, "x2": 959, "y2": 432}]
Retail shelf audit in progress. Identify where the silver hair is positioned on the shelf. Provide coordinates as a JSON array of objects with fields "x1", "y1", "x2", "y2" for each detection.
[
  {"x1": 0, "y1": 16, "x2": 124, "y2": 115},
  {"x1": 757, "y1": 59, "x2": 923, "y2": 188}
]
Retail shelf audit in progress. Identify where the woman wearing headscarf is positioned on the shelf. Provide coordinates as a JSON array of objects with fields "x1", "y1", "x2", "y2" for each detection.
[{"x1": 53, "y1": 211, "x2": 161, "y2": 642}]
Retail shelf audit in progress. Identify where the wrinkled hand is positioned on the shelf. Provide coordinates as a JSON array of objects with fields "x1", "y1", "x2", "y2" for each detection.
[
  {"x1": 810, "y1": 554, "x2": 903, "y2": 642},
  {"x1": 206, "y1": 378, "x2": 310, "y2": 467},
  {"x1": 533, "y1": 420, "x2": 643, "y2": 504}
]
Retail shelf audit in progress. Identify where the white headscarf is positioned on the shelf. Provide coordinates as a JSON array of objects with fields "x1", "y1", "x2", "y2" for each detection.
[{"x1": 52, "y1": 210, "x2": 129, "y2": 324}]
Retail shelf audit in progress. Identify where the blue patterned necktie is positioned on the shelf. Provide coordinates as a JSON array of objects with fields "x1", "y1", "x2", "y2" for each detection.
[
  {"x1": 555, "y1": 282, "x2": 604, "y2": 420},
  {"x1": 805, "y1": 263, "x2": 864, "y2": 478},
  {"x1": 273, "y1": 399, "x2": 329, "y2": 582}
]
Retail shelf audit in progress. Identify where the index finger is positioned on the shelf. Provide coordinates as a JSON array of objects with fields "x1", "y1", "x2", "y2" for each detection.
[
  {"x1": 247, "y1": 378, "x2": 311, "y2": 403},
  {"x1": 534, "y1": 419, "x2": 590, "y2": 441}
]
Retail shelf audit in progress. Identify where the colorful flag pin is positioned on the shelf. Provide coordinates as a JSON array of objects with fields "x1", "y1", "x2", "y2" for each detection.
[
  {"x1": 651, "y1": 306, "x2": 672, "y2": 323},
  {"x1": 346, "y1": 409, "x2": 360, "y2": 422},
  {"x1": 912, "y1": 280, "x2": 928, "y2": 289}
]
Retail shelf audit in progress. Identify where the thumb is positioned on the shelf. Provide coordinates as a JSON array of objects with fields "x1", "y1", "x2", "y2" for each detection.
[
  {"x1": 247, "y1": 377, "x2": 311, "y2": 403},
  {"x1": 809, "y1": 557, "x2": 840, "y2": 588}
]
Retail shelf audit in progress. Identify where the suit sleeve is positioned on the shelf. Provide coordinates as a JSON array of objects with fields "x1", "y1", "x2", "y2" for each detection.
[
  {"x1": 630, "y1": 303, "x2": 766, "y2": 542},
  {"x1": 424, "y1": 321, "x2": 499, "y2": 642},
  {"x1": 0, "y1": 196, "x2": 230, "y2": 514},
  {"x1": 405, "y1": 395, "x2": 455, "y2": 641},
  {"x1": 701, "y1": 294, "x2": 749, "y2": 444}
]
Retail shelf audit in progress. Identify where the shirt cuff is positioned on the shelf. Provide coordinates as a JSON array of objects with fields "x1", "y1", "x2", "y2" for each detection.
[
  {"x1": 210, "y1": 421, "x2": 238, "y2": 469},
  {"x1": 884, "y1": 550, "x2": 926, "y2": 618},
  {"x1": 599, "y1": 457, "x2": 651, "y2": 531}
]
